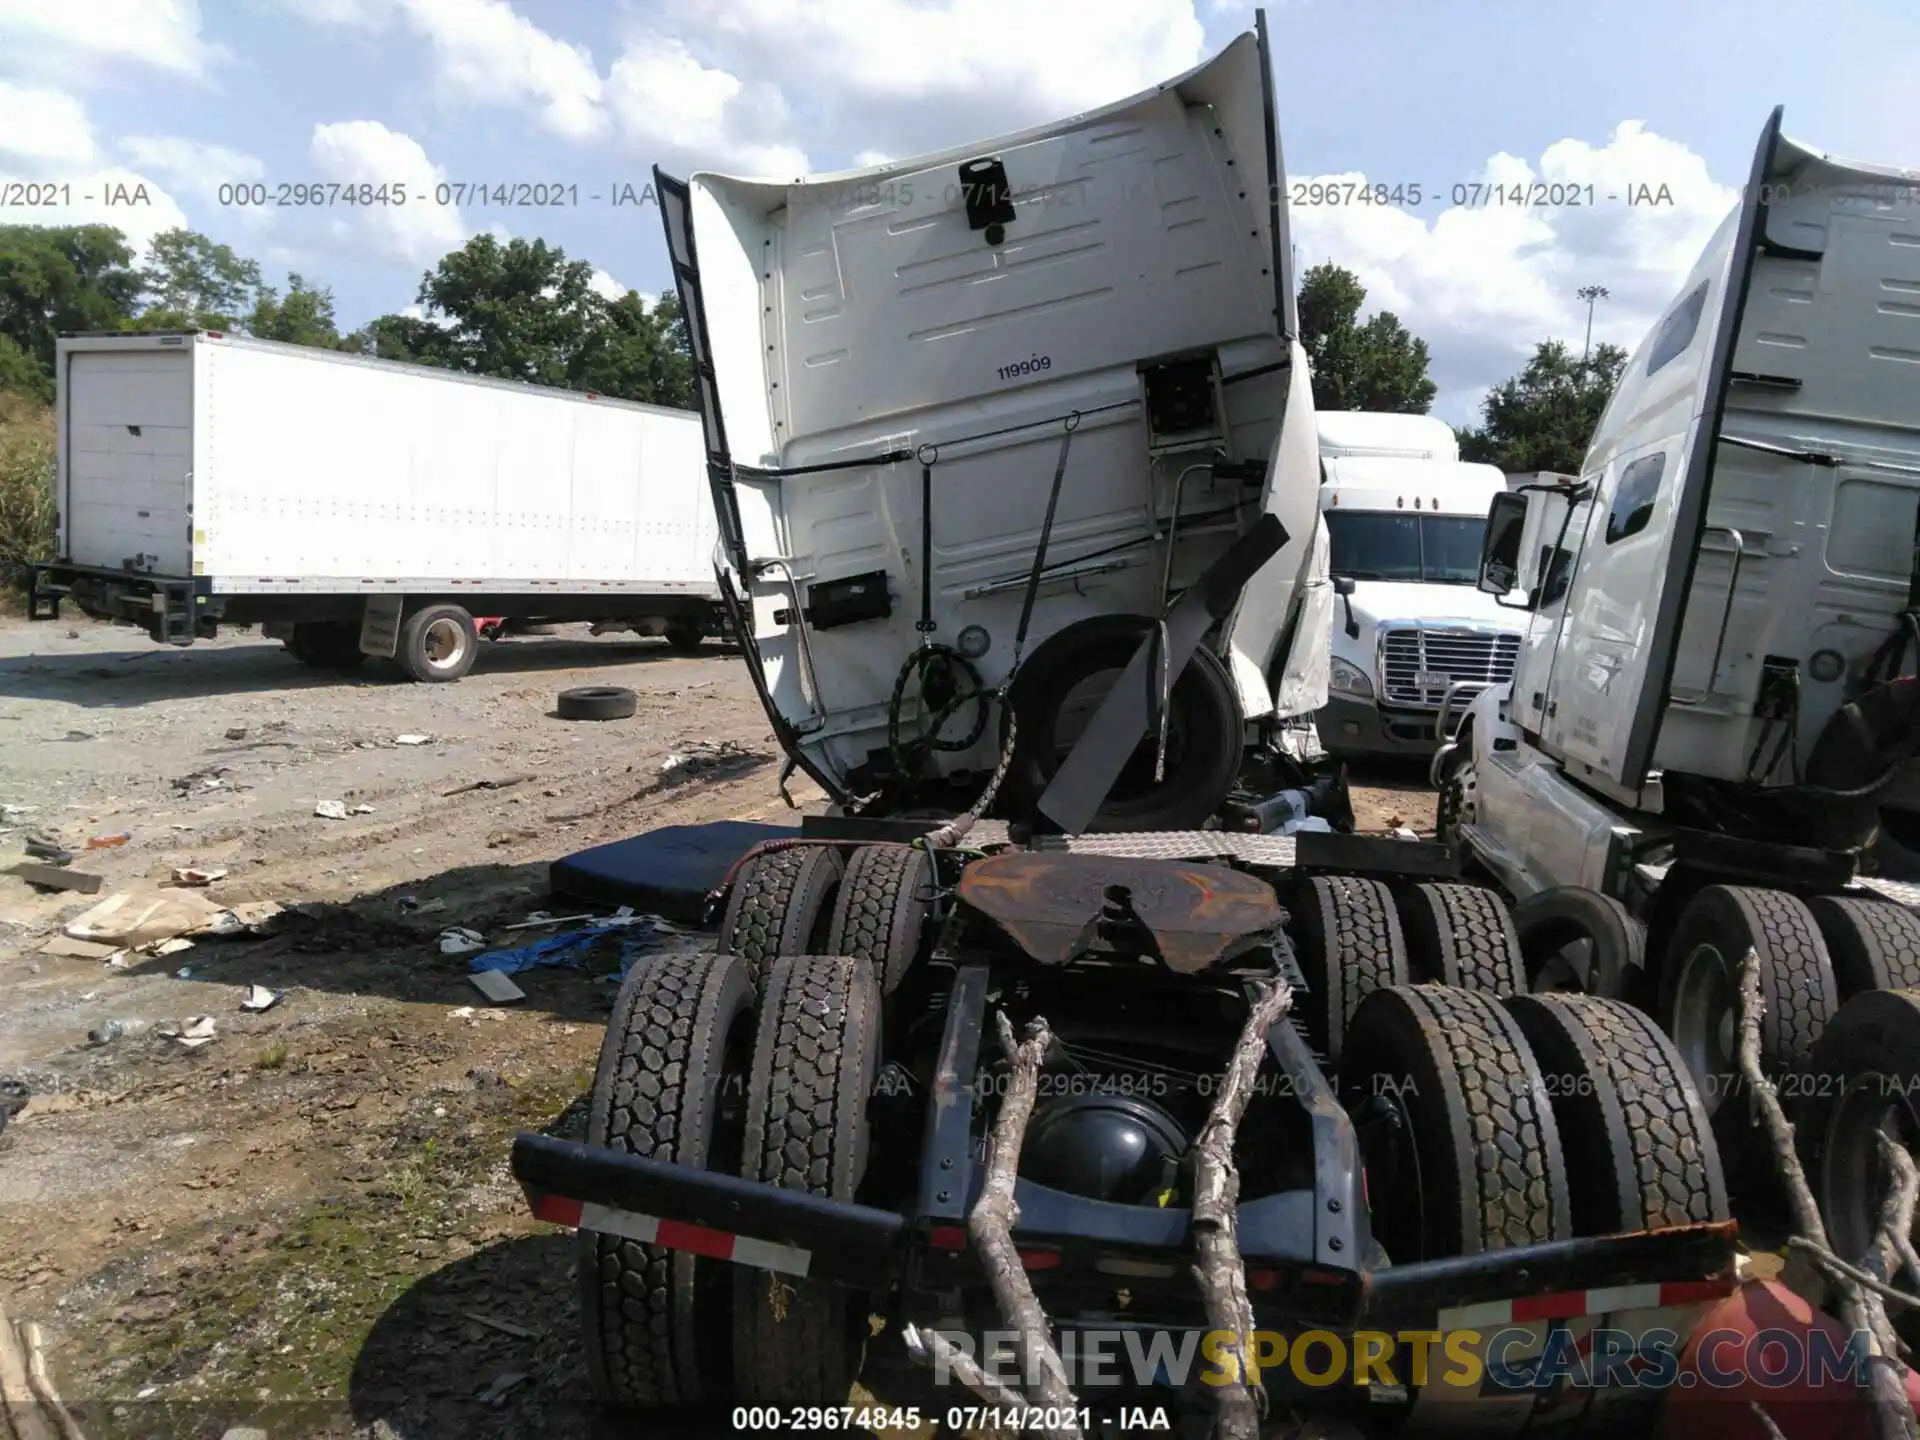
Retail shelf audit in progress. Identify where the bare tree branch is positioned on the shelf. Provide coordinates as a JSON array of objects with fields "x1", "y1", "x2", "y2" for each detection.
[
  {"x1": 900, "y1": 1323, "x2": 1030, "y2": 1411},
  {"x1": 1191, "y1": 979, "x2": 1294, "y2": 1440},
  {"x1": 970, "y1": 1011, "x2": 1083, "y2": 1439}
]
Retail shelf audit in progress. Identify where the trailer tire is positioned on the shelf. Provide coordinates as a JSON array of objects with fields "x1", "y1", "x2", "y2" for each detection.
[
  {"x1": 1342, "y1": 984, "x2": 1572, "y2": 1261},
  {"x1": 397, "y1": 603, "x2": 477, "y2": 682},
  {"x1": 1292, "y1": 875, "x2": 1410, "y2": 1062},
  {"x1": 557, "y1": 686, "x2": 639, "y2": 721},
  {"x1": 285, "y1": 621, "x2": 366, "y2": 670},
  {"x1": 1397, "y1": 882, "x2": 1526, "y2": 995},
  {"x1": 1659, "y1": 885, "x2": 1840, "y2": 1171},
  {"x1": 734, "y1": 953, "x2": 880, "y2": 1407},
  {"x1": 579, "y1": 946, "x2": 757, "y2": 1412},
  {"x1": 1512, "y1": 886, "x2": 1646, "y2": 1001},
  {"x1": 1505, "y1": 993, "x2": 1729, "y2": 1234},
  {"x1": 665, "y1": 620, "x2": 705, "y2": 654},
  {"x1": 717, "y1": 845, "x2": 844, "y2": 993},
  {"x1": 1807, "y1": 894, "x2": 1920, "y2": 998},
  {"x1": 825, "y1": 844, "x2": 932, "y2": 997},
  {"x1": 1005, "y1": 614, "x2": 1242, "y2": 833},
  {"x1": 1796, "y1": 987, "x2": 1920, "y2": 1268}
]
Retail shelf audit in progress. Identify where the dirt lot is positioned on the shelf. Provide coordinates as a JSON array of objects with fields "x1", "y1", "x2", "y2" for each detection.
[{"x1": 0, "y1": 618, "x2": 1433, "y2": 1440}]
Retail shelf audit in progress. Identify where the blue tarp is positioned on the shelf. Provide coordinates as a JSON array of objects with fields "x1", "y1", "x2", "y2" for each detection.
[{"x1": 468, "y1": 918, "x2": 670, "y2": 978}]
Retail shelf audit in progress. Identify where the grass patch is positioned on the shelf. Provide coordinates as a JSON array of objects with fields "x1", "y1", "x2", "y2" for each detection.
[
  {"x1": 0, "y1": 392, "x2": 54, "y2": 596},
  {"x1": 251, "y1": 1042, "x2": 290, "y2": 1071}
]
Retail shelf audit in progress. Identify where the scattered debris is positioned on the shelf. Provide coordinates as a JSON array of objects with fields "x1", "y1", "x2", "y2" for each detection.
[
  {"x1": 88, "y1": 1018, "x2": 149, "y2": 1046},
  {"x1": 64, "y1": 890, "x2": 227, "y2": 948},
  {"x1": 469, "y1": 970, "x2": 527, "y2": 1005},
  {"x1": 23, "y1": 836, "x2": 71, "y2": 866},
  {"x1": 463, "y1": 1311, "x2": 539, "y2": 1340},
  {"x1": 224, "y1": 726, "x2": 249, "y2": 741},
  {"x1": 175, "y1": 967, "x2": 193, "y2": 979},
  {"x1": 1, "y1": 804, "x2": 37, "y2": 823},
  {"x1": 221, "y1": 1427, "x2": 269, "y2": 1440},
  {"x1": 240, "y1": 985, "x2": 280, "y2": 1013},
  {"x1": 470, "y1": 914, "x2": 669, "y2": 977},
  {"x1": 196, "y1": 901, "x2": 285, "y2": 937},
  {"x1": 157, "y1": 1016, "x2": 218, "y2": 1049},
  {"x1": 0, "y1": 1079, "x2": 27, "y2": 1139},
  {"x1": 438, "y1": 928, "x2": 488, "y2": 956},
  {"x1": 478, "y1": 1371, "x2": 530, "y2": 1406},
  {"x1": 148, "y1": 937, "x2": 195, "y2": 958},
  {"x1": 7, "y1": 863, "x2": 104, "y2": 895},
  {"x1": 170, "y1": 867, "x2": 228, "y2": 887},
  {"x1": 1389, "y1": 826, "x2": 1420, "y2": 841},
  {"x1": 86, "y1": 832, "x2": 130, "y2": 849},
  {"x1": 38, "y1": 936, "x2": 120, "y2": 961},
  {"x1": 349, "y1": 803, "x2": 375, "y2": 815},
  {"x1": 659, "y1": 738, "x2": 761, "y2": 785},
  {"x1": 448, "y1": 1006, "x2": 476, "y2": 1020},
  {"x1": 441, "y1": 774, "x2": 533, "y2": 798},
  {"x1": 396, "y1": 733, "x2": 432, "y2": 745},
  {"x1": 314, "y1": 800, "x2": 348, "y2": 820}
]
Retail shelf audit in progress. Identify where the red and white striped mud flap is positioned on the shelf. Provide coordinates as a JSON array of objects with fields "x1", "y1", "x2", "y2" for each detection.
[
  {"x1": 529, "y1": 1191, "x2": 813, "y2": 1278},
  {"x1": 1408, "y1": 1280, "x2": 1742, "y2": 1434}
]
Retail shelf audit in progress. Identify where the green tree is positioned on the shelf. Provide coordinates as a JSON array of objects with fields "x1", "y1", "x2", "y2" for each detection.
[
  {"x1": 365, "y1": 235, "x2": 694, "y2": 408},
  {"x1": 1456, "y1": 340, "x2": 1630, "y2": 474},
  {"x1": 1296, "y1": 262, "x2": 1437, "y2": 413},
  {"x1": 131, "y1": 228, "x2": 264, "y2": 331},
  {"x1": 251, "y1": 275, "x2": 342, "y2": 347},
  {"x1": 0, "y1": 224, "x2": 142, "y2": 390}
]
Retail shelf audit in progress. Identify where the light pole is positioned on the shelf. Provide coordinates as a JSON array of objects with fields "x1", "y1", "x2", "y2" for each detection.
[{"x1": 1577, "y1": 284, "x2": 1610, "y2": 360}]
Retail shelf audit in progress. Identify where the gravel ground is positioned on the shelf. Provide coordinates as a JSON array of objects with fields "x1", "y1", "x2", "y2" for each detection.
[{"x1": 0, "y1": 616, "x2": 1433, "y2": 1440}]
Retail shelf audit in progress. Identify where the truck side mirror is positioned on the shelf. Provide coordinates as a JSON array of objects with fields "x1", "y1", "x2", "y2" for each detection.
[
  {"x1": 1331, "y1": 575, "x2": 1356, "y2": 597},
  {"x1": 1478, "y1": 492, "x2": 1528, "y2": 596},
  {"x1": 1331, "y1": 574, "x2": 1359, "y2": 638}
]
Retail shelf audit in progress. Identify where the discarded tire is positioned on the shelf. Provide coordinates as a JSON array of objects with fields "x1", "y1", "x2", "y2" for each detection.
[
  {"x1": 1659, "y1": 884, "x2": 1841, "y2": 1173},
  {"x1": 825, "y1": 843, "x2": 932, "y2": 996},
  {"x1": 734, "y1": 953, "x2": 880, "y2": 1406},
  {"x1": 1512, "y1": 886, "x2": 1647, "y2": 1001},
  {"x1": 1396, "y1": 882, "x2": 1526, "y2": 995},
  {"x1": 717, "y1": 845, "x2": 844, "y2": 992},
  {"x1": 1505, "y1": 992, "x2": 1729, "y2": 1234},
  {"x1": 579, "y1": 946, "x2": 757, "y2": 1411},
  {"x1": 557, "y1": 686, "x2": 639, "y2": 721},
  {"x1": 1796, "y1": 986, "x2": 1920, "y2": 1268},
  {"x1": 1807, "y1": 893, "x2": 1920, "y2": 998},
  {"x1": 398, "y1": 603, "x2": 477, "y2": 682},
  {"x1": 1291, "y1": 874, "x2": 1410, "y2": 1062}
]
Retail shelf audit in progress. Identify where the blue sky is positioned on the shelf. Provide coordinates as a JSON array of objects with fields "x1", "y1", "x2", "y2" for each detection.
[{"x1": 2, "y1": 0, "x2": 1915, "y2": 423}]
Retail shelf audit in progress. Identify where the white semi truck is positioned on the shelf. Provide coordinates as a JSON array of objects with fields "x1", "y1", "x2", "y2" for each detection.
[
  {"x1": 27, "y1": 331, "x2": 725, "y2": 680},
  {"x1": 1436, "y1": 109, "x2": 1920, "y2": 1251},
  {"x1": 1315, "y1": 412, "x2": 1525, "y2": 757}
]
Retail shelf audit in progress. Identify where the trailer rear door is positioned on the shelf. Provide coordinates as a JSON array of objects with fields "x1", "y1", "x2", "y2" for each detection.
[{"x1": 63, "y1": 343, "x2": 194, "y2": 575}]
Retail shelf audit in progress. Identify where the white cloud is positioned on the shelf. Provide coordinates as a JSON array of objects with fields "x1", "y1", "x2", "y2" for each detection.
[
  {"x1": 401, "y1": 0, "x2": 607, "y2": 143},
  {"x1": 307, "y1": 120, "x2": 467, "y2": 265},
  {"x1": 588, "y1": 268, "x2": 628, "y2": 301},
  {"x1": 1288, "y1": 121, "x2": 1739, "y2": 423},
  {"x1": 0, "y1": 81, "x2": 96, "y2": 167},
  {"x1": 605, "y1": 36, "x2": 807, "y2": 177},
  {"x1": 851, "y1": 149, "x2": 892, "y2": 169},
  {"x1": 0, "y1": 0, "x2": 222, "y2": 78},
  {"x1": 118, "y1": 135, "x2": 266, "y2": 197}
]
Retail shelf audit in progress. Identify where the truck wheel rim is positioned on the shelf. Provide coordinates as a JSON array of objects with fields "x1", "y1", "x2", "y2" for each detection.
[
  {"x1": 423, "y1": 617, "x2": 467, "y2": 670},
  {"x1": 1819, "y1": 1077, "x2": 1918, "y2": 1265},
  {"x1": 1672, "y1": 941, "x2": 1736, "y2": 1114}
]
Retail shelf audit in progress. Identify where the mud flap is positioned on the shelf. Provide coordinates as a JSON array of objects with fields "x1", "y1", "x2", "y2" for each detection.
[{"x1": 359, "y1": 596, "x2": 403, "y2": 659}]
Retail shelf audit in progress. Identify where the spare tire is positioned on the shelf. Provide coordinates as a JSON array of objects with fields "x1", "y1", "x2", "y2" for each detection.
[
  {"x1": 1004, "y1": 614, "x2": 1241, "y2": 833},
  {"x1": 558, "y1": 685, "x2": 638, "y2": 721},
  {"x1": 1511, "y1": 886, "x2": 1647, "y2": 1001}
]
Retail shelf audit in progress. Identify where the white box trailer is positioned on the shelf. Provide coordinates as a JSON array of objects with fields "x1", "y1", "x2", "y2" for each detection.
[{"x1": 28, "y1": 331, "x2": 724, "y2": 680}]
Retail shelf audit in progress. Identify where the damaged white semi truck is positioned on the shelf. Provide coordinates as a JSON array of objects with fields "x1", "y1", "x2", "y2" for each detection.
[
  {"x1": 496, "y1": 18, "x2": 1859, "y2": 1439},
  {"x1": 1437, "y1": 109, "x2": 1920, "y2": 1261}
]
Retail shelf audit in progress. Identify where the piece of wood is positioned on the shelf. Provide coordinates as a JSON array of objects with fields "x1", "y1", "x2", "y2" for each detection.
[
  {"x1": 1191, "y1": 979, "x2": 1293, "y2": 1440},
  {"x1": 469, "y1": 970, "x2": 526, "y2": 1005},
  {"x1": 900, "y1": 1323, "x2": 1029, "y2": 1410},
  {"x1": 36, "y1": 937, "x2": 118, "y2": 960},
  {"x1": 969, "y1": 1011, "x2": 1082, "y2": 1439},
  {"x1": 462, "y1": 1311, "x2": 539, "y2": 1340},
  {"x1": 5, "y1": 865, "x2": 102, "y2": 896},
  {"x1": 17, "y1": 1324, "x2": 83, "y2": 1440},
  {"x1": 0, "y1": 1302, "x2": 58, "y2": 1440},
  {"x1": 1737, "y1": 950, "x2": 1917, "y2": 1440}
]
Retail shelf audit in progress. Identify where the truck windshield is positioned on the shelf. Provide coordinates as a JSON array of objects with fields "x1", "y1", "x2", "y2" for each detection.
[{"x1": 1326, "y1": 511, "x2": 1484, "y2": 584}]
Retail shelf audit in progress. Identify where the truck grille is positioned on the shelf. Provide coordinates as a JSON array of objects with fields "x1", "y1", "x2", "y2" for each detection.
[{"x1": 1380, "y1": 629, "x2": 1520, "y2": 709}]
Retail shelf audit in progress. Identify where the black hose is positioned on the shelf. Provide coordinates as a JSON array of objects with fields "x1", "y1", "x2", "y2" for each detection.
[{"x1": 887, "y1": 643, "x2": 990, "y2": 775}]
